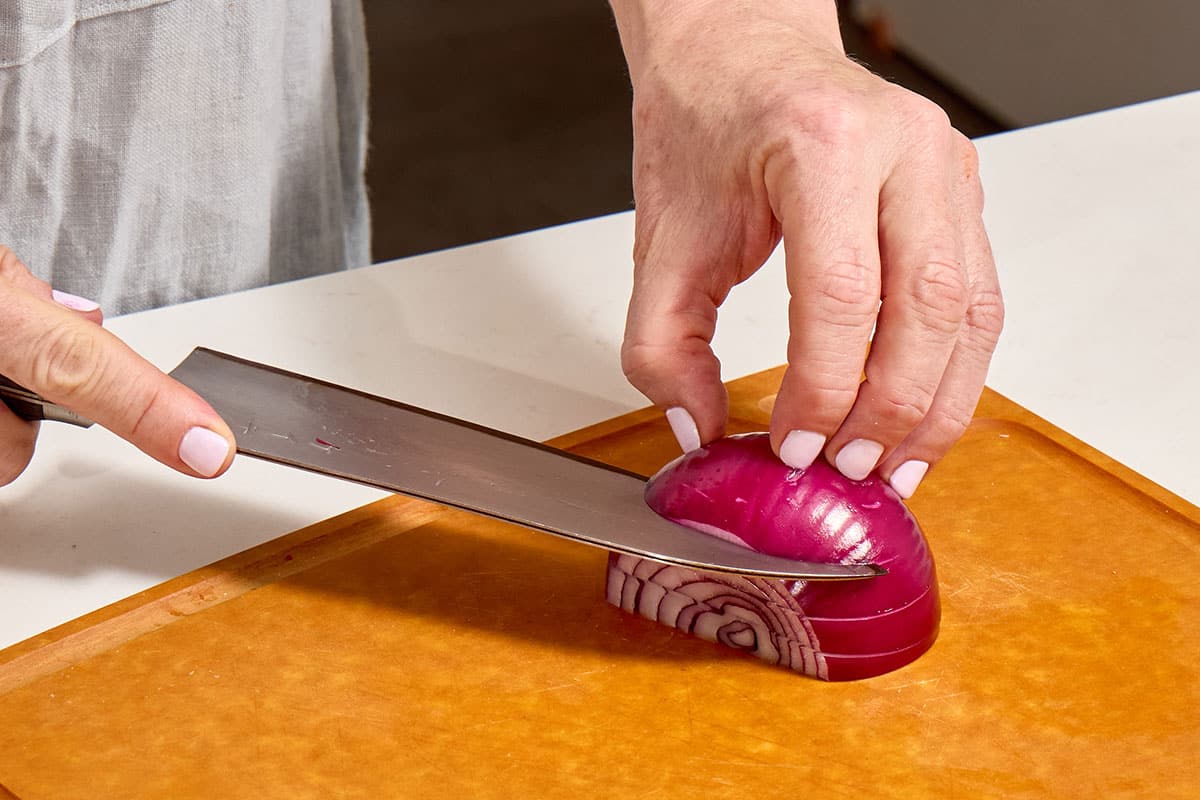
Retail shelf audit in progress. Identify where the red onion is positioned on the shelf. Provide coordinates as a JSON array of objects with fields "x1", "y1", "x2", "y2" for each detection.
[{"x1": 607, "y1": 433, "x2": 939, "y2": 681}]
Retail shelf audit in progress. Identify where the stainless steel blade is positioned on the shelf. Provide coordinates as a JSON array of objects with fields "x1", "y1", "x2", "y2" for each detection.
[{"x1": 169, "y1": 348, "x2": 882, "y2": 580}]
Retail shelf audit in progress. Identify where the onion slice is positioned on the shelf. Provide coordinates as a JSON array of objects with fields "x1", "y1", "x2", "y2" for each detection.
[{"x1": 607, "y1": 433, "x2": 939, "y2": 681}]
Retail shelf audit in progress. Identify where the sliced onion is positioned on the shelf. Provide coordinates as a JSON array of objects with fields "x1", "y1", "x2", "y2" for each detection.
[{"x1": 608, "y1": 433, "x2": 939, "y2": 681}]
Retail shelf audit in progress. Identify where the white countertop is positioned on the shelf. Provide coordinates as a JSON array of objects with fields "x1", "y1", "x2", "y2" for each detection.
[{"x1": 2, "y1": 91, "x2": 1198, "y2": 650}]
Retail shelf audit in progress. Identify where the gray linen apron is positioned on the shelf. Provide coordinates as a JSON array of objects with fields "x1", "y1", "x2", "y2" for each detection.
[{"x1": 0, "y1": 0, "x2": 370, "y2": 314}]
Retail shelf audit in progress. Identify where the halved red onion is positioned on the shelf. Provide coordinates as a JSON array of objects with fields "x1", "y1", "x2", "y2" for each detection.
[{"x1": 607, "y1": 433, "x2": 939, "y2": 681}]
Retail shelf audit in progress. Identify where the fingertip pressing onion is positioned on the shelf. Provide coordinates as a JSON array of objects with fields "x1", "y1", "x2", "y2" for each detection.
[{"x1": 607, "y1": 433, "x2": 939, "y2": 681}]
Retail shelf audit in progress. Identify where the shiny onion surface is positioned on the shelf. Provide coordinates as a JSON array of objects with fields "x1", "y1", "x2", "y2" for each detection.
[{"x1": 607, "y1": 433, "x2": 939, "y2": 681}]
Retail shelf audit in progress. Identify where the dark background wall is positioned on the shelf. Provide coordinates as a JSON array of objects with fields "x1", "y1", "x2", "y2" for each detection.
[{"x1": 361, "y1": 1, "x2": 1006, "y2": 264}]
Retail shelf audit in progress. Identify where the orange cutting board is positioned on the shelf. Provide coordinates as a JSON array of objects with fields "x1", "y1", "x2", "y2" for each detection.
[{"x1": 1, "y1": 369, "x2": 1197, "y2": 799}]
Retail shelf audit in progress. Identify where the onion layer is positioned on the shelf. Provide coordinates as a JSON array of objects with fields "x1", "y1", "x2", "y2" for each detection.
[{"x1": 607, "y1": 433, "x2": 939, "y2": 681}]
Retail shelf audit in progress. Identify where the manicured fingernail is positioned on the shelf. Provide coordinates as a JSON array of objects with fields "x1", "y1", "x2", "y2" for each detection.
[
  {"x1": 179, "y1": 427, "x2": 232, "y2": 477},
  {"x1": 780, "y1": 430, "x2": 825, "y2": 469},
  {"x1": 665, "y1": 407, "x2": 701, "y2": 453},
  {"x1": 51, "y1": 289, "x2": 100, "y2": 312},
  {"x1": 888, "y1": 460, "x2": 929, "y2": 499},
  {"x1": 834, "y1": 439, "x2": 884, "y2": 481}
]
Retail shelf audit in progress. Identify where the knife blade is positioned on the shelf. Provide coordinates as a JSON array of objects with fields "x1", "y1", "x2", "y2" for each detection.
[{"x1": 2, "y1": 348, "x2": 884, "y2": 580}]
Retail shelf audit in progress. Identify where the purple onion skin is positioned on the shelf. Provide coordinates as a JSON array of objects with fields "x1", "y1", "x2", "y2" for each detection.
[{"x1": 611, "y1": 433, "x2": 939, "y2": 681}]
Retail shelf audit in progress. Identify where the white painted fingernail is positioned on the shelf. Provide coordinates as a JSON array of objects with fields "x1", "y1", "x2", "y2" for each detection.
[
  {"x1": 665, "y1": 407, "x2": 701, "y2": 453},
  {"x1": 179, "y1": 427, "x2": 232, "y2": 477},
  {"x1": 834, "y1": 439, "x2": 884, "y2": 481},
  {"x1": 780, "y1": 430, "x2": 825, "y2": 469},
  {"x1": 889, "y1": 460, "x2": 929, "y2": 499},
  {"x1": 51, "y1": 289, "x2": 100, "y2": 312}
]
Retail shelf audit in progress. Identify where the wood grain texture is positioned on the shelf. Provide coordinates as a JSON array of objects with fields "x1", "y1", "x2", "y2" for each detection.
[{"x1": 1, "y1": 369, "x2": 1197, "y2": 799}]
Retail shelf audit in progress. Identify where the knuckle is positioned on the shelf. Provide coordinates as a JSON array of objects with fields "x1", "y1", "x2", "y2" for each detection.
[
  {"x1": 798, "y1": 101, "x2": 869, "y2": 149},
  {"x1": 782, "y1": 371, "x2": 861, "y2": 424},
  {"x1": 763, "y1": 95, "x2": 869, "y2": 162},
  {"x1": 966, "y1": 284, "x2": 1006, "y2": 345},
  {"x1": 620, "y1": 337, "x2": 674, "y2": 387},
  {"x1": 955, "y1": 132, "x2": 981, "y2": 177},
  {"x1": 878, "y1": 385, "x2": 936, "y2": 430},
  {"x1": 811, "y1": 382, "x2": 860, "y2": 415},
  {"x1": 928, "y1": 403, "x2": 973, "y2": 444},
  {"x1": 620, "y1": 340, "x2": 653, "y2": 383},
  {"x1": 899, "y1": 93, "x2": 953, "y2": 138},
  {"x1": 621, "y1": 333, "x2": 709, "y2": 387},
  {"x1": 31, "y1": 325, "x2": 104, "y2": 401},
  {"x1": 759, "y1": 101, "x2": 870, "y2": 193},
  {"x1": 953, "y1": 134, "x2": 986, "y2": 211},
  {"x1": 911, "y1": 257, "x2": 969, "y2": 333},
  {"x1": 810, "y1": 258, "x2": 880, "y2": 319}
]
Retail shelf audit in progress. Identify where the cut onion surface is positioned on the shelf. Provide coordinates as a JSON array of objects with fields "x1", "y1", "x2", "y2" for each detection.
[{"x1": 607, "y1": 433, "x2": 939, "y2": 681}]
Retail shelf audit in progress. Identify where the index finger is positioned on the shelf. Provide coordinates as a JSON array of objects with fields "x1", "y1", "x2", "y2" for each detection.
[{"x1": 0, "y1": 290, "x2": 235, "y2": 478}]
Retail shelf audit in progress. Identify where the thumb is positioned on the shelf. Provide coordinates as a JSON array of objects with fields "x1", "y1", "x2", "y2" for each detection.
[
  {"x1": 1, "y1": 290, "x2": 236, "y2": 478},
  {"x1": 621, "y1": 261, "x2": 728, "y2": 453}
]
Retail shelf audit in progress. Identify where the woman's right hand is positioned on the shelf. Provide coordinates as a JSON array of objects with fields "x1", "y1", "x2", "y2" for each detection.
[{"x1": 0, "y1": 245, "x2": 236, "y2": 486}]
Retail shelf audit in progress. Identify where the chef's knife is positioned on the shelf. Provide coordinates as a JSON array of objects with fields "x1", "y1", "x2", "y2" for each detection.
[{"x1": 1, "y1": 348, "x2": 883, "y2": 580}]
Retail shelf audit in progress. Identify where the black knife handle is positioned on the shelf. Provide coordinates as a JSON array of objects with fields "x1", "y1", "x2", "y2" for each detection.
[{"x1": 0, "y1": 374, "x2": 94, "y2": 427}]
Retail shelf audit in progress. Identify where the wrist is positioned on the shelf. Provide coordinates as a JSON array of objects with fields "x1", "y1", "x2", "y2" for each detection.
[{"x1": 609, "y1": 0, "x2": 844, "y2": 80}]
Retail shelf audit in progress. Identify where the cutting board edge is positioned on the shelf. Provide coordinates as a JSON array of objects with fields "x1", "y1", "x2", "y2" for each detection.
[
  {"x1": 0, "y1": 494, "x2": 443, "y2": 694},
  {"x1": 973, "y1": 385, "x2": 1200, "y2": 524}
]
